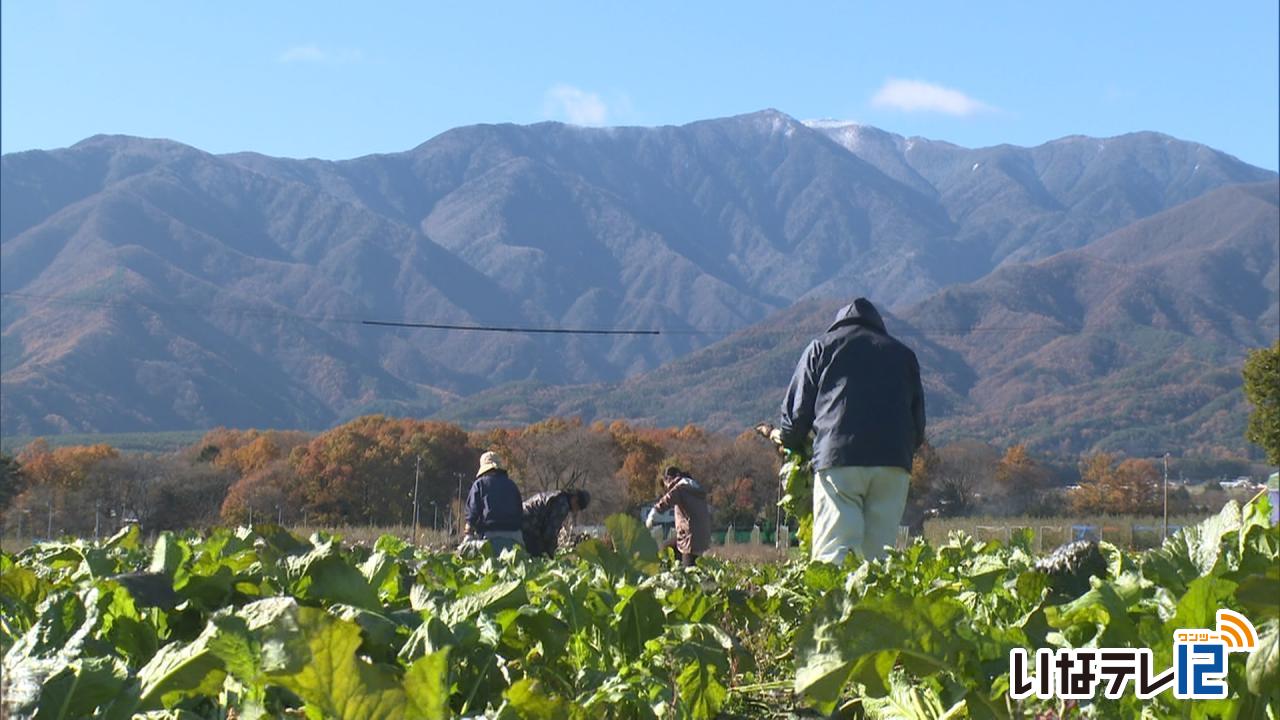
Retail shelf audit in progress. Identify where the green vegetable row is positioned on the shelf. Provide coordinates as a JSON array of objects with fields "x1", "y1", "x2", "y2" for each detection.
[{"x1": 2, "y1": 500, "x2": 1276, "y2": 718}]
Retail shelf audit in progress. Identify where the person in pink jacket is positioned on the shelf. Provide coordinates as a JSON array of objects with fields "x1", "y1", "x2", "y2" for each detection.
[{"x1": 645, "y1": 466, "x2": 711, "y2": 567}]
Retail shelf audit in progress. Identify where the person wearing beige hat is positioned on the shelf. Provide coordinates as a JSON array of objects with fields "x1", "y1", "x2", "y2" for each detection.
[{"x1": 463, "y1": 451, "x2": 525, "y2": 553}]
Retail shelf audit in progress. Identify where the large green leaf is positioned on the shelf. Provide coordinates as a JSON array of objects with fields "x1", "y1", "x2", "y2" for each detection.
[
  {"x1": 329, "y1": 604, "x2": 405, "y2": 663},
  {"x1": 861, "y1": 673, "x2": 961, "y2": 720},
  {"x1": 1146, "y1": 501, "x2": 1245, "y2": 588},
  {"x1": 1045, "y1": 577, "x2": 1145, "y2": 649},
  {"x1": 104, "y1": 525, "x2": 141, "y2": 552},
  {"x1": 136, "y1": 621, "x2": 231, "y2": 710},
  {"x1": 497, "y1": 605, "x2": 570, "y2": 661},
  {"x1": 1149, "y1": 576, "x2": 1239, "y2": 674},
  {"x1": 573, "y1": 539, "x2": 628, "y2": 580},
  {"x1": 1248, "y1": 618, "x2": 1278, "y2": 696},
  {"x1": 31, "y1": 656, "x2": 133, "y2": 720},
  {"x1": 1166, "y1": 576, "x2": 1238, "y2": 637},
  {"x1": 795, "y1": 591, "x2": 978, "y2": 714},
  {"x1": 443, "y1": 578, "x2": 527, "y2": 625},
  {"x1": 148, "y1": 533, "x2": 191, "y2": 577},
  {"x1": 616, "y1": 587, "x2": 665, "y2": 660},
  {"x1": 605, "y1": 514, "x2": 659, "y2": 575},
  {"x1": 496, "y1": 678, "x2": 569, "y2": 720},
  {"x1": 0, "y1": 560, "x2": 45, "y2": 640},
  {"x1": 676, "y1": 660, "x2": 727, "y2": 720},
  {"x1": 399, "y1": 615, "x2": 456, "y2": 663},
  {"x1": 256, "y1": 601, "x2": 430, "y2": 720},
  {"x1": 404, "y1": 649, "x2": 451, "y2": 720},
  {"x1": 1234, "y1": 568, "x2": 1280, "y2": 621},
  {"x1": 792, "y1": 589, "x2": 859, "y2": 713},
  {"x1": 2, "y1": 590, "x2": 112, "y2": 716},
  {"x1": 289, "y1": 541, "x2": 381, "y2": 610},
  {"x1": 359, "y1": 551, "x2": 405, "y2": 601},
  {"x1": 94, "y1": 580, "x2": 160, "y2": 665},
  {"x1": 668, "y1": 623, "x2": 737, "y2": 720}
]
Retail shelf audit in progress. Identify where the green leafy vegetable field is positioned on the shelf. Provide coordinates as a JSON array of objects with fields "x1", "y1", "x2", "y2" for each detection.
[{"x1": 2, "y1": 502, "x2": 1276, "y2": 719}]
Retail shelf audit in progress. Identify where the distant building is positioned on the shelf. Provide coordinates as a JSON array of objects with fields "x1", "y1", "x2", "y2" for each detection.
[{"x1": 638, "y1": 503, "x2": 675, "y2": 528}]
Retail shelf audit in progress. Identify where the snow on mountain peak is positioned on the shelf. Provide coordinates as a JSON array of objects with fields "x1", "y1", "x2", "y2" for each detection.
[
  {"x1": 805, "y1": 120, "x2": 874, "y2": 154},
  {"x1": 801, "y1": 118, "x2": 862, "y2": 130}
]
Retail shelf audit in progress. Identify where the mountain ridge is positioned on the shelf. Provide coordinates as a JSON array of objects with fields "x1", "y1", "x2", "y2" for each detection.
[
  {"x1": 2, "y1": 110, "x2": 1275, "y2": 439},
  {"x1": 434, "y1": 180, "x2": 1280, "y2": 456}
]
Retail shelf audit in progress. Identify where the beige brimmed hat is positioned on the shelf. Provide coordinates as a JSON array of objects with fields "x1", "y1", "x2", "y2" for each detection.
[{"x1": 477, "y1": 451, "x2": 503, "y2": 476}]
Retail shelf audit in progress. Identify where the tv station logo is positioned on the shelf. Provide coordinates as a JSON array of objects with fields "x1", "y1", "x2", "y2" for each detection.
[{"x1": 1009, "y1": 610, "x2": 1259, "y2": 701}]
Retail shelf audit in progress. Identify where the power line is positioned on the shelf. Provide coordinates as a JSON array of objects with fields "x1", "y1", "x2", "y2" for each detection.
[
  {"x1": 0, "y1": 289, "x2": 1124, "y2": 338},
  {"x1": 361, "y1": 320, "x2": 660, "y2": 335},
  {"x1": 0, "y1": 290, "x2": 696, "y2": 336}
]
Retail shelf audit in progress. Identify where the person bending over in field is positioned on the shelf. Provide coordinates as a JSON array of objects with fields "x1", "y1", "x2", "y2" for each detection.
[
  {"x1": 778, "y1": 298, "x2": 925, "y2": 563},
  {"x1": 521, "y1": 488, "x2": 590, "y2": 558},
  {"x1": 645, "y1": 466, "x2": 711, "y2": 567},
  {"x1": 462, "y1": 451, "x2": 524, "y2": 554}
]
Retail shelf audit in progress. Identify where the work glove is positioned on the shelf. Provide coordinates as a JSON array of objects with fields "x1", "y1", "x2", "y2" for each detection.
[
  {"x1": 644, "y1": 508, "x2": 658, "y2": 528},
  {"x1": 754, "y1": 423, "x2": 786, "y2": 451}
]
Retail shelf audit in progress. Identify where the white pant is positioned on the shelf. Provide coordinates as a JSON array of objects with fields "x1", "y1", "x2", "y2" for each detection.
[{"x1": 811, "y1": 466, "x2": 910, "y2": 564}]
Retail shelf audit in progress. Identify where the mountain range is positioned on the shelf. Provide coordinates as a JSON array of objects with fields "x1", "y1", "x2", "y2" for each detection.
[
  {"x1": 439, "y1": 181, "x2": 1278, "y2": 457},
  {"x1": 2, "y1": 110, "x2": 1276, "y2": 455}
]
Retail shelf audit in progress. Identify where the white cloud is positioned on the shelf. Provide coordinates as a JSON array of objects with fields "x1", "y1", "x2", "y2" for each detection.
[
  {"x1": 278, "y1": 45, "x2": 363, "y2": 64},
  {"x1": 543, "y1": 84, "x2": 609, "y2": 125},
  {"x1": 870, "y1": 78, "x2": 992, "y2": 116}
]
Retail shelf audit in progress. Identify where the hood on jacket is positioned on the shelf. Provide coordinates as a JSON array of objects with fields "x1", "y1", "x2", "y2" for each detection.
[
  {"x1": 666, "y1": 476, "x2": 707, "y2": 497},
  {"x1": 828, "y1": 297, "x2": 887, "y2": 334}
]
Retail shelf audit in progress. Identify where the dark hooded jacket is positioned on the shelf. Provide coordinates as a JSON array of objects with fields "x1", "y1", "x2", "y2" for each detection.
[{"x1": 779, "y1": 298, "x2": 925, "y2": 471}]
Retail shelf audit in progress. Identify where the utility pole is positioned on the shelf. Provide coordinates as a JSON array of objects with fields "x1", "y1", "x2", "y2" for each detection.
[
  {"x1": 1163, "y1": 453, "x2": 1170, "y2": 540},
  {"x1": 94, "y1": 500, "x2": 101, "y2": 541},
  {"x1": 47, "y1": 497, "x2": 52, "y2": 538},
  {"x1": 412, "y1": 455, "x2": 421, "y2": 544},
  {"x1": 457, "y1": 472, "x2": 465, "y2": 537}
]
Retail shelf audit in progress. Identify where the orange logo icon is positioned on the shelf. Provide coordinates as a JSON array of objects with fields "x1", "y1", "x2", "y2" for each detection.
[{"x1": 1216, "y1": 610, "x2": 1257, "y2": 651}]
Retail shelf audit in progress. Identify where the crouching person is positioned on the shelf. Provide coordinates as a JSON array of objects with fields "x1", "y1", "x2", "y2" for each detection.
[
  {"x1": 645, "y1": 466, "x2": 710, "y2": 567},
  {"x1": 461, "y1": 451, "x2": 524, "y2": 554},
  {"x1": 522, "y1": 488, "x2": 590, "y2": 558}
]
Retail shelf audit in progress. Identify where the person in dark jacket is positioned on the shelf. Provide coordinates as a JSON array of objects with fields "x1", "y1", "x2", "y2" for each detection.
[
  {"x1": 779, "y1": 298, "x2": 925, "y2": 563},
  {"x1": 645, "y1": 466, "x2": 711, "y2": 567},
  {"x1": 521, "y1": 489, "x2": 590, "y2": 558},
  {"x1": 463, "y1": 451, "x2": 524, "y2": 553}
]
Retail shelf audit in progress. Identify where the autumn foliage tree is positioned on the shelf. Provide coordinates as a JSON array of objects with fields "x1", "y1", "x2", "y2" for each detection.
[
  {"x1": 609, "y1": 422, "x2": 675, "y2": 511},
  {"x1": 1071, "y1": 453, "x2": 1160, "y2": 515},
  {"x1": 219, "y1": 461, "x2": 296, "y2": 524},
  {"x1": 290, "y1": 416, "x2": 478, "y2": 526},
  {"x1": 197, "y1": 428, "x2": 311, "y2": 525},
  {"x1": 11, "y1": 441, "x2": 120, "y2": 535},
  {"x1": 17, "y1": 441, "x2": 120, "y2": 490},
  {"x1": 991, "y1": 444, "x2": 1051, "y2": 515},
  {"x1": 195, "y1": 428, "x2": 310, "y2": 477}
]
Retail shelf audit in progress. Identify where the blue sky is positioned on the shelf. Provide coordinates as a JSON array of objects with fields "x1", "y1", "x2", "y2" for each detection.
[{"x1": 2, "y1": 2, "x2": 1277, "y2": 169}]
